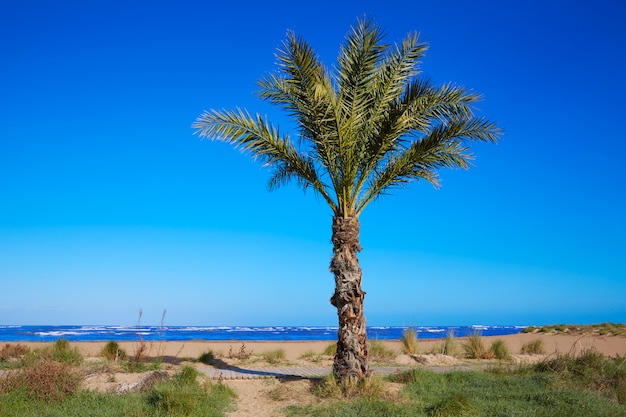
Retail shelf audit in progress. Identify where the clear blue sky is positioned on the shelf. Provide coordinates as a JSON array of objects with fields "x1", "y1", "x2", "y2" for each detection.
[{"x1": 1, "y1": 0, "x2": 624, "y2": 327}]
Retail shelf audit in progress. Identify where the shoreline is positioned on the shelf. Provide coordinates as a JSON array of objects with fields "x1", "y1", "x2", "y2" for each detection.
[{"x1": 11, "y1": 332, "x2": 626, "y2": 360}]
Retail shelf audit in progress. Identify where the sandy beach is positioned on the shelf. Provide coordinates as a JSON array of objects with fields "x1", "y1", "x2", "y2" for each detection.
[
  {"x1": 6, "y1": 332, "x2": 626, "y2": 417},
  {"x1": 15, "y1": 331, "x2": 626, "y2": 361}
]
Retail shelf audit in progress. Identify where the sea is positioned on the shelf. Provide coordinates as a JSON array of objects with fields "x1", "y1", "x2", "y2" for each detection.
[{"x1": 0, "y1": 325, "x2": 525, "y2": 343}]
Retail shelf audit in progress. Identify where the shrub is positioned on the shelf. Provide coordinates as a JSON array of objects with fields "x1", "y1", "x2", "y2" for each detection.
[
  {"x1": 198, "y1": 350, "x2": 214, "y2": 365},
  {"x1": 49, "y1": 338, "x2": 83, "y2": 365},
  {"x1": 520, "y1": 339, "x2": 545, "y2": 355},
  {"x1": 176, "y1": 366, "x2": 201, "y2": 385},
  {"x1": 147, "y1": 366, "x2": 235, "y2": 416},
  {"x1": 0, "y1": 358, "x2": 80, "y2": 402},
  {"x1": 0, "y1": 344, "x2": 29, "y2": 363},
  {"x1": 490, "y1": 339, "x2": 511, "y2": 360},
  {"x1": 228, "y1": 343, "x2": 251, "y2": 360},
  {"x1": 100, "y1": 340, "x2": 127, "y2": 361},
  {"x1": 400, "y1": 328, "x2": 419, "y2": 354},
  {"x1": 463, "y1": 332, "x2": 492, "y2": 359}
]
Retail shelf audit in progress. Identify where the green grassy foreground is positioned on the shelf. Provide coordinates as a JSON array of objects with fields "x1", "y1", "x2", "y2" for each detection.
[
  {"x1": 287, "y1": 349, "x2": 626, "y2": 417},
  {"x1": 1, "y1": 338, "x2": 625, "y2": 416}
]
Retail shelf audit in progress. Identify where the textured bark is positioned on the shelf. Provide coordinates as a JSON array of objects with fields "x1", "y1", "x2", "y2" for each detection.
[{"x1": 329, "y1": 214, "x2": 370, "y2": 382}]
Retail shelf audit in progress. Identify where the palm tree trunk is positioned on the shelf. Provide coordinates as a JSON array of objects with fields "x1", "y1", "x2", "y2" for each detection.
[{"x1": 329, "y1": 214, "x2": 370, "y2": 383}]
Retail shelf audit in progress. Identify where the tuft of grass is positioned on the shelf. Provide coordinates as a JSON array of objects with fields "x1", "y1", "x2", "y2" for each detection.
[
  {"x1": 462, "y1": 332, "x2": 493, "y2": 359},
  {"x1": 441, "y1": 330, "x2": 457, "y2": 356},
  {"x1": 520, "y1": 339, "x2": 545, "y2": 354},
  {"x1": 147, "y1": 366, "x2": 235, "y2": 416},
  {"x1": 100, "y1": 340, "x2": 127, "y2": 362},
  {"x1": 299, "y1": 350, "x2": 323, "y2": 363},
  {"x1": 198, "y1": 350, "x2": 215, "y2": 365},
  {"x1": 322, "y1": 343, "x2": 337, "y2": 356},
  {"x1": 400, "y1": 328, "x2": 419, "y2": 355},
  {"x1": 368, "y1": 340, "x2": 396, "y2": 362},
  {"x1": 0, "y1": 344, "x2": 29, "y2": 363},
  {"x1": 489, "y1": 339, "x2": 511, "y2": 360},
  {"x1": 261, "y1": 349, "x2": 286, "y2": 365},
  {"x1": 313, "y1": 374, "x2": 387, "y2": 400}
]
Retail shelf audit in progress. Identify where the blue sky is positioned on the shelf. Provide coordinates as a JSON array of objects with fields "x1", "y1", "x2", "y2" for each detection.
[{"x1": 1, "y1": 0, "x2": 624, "y2": 327}]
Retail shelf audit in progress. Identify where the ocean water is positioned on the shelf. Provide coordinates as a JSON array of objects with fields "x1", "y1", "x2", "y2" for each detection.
[{"x1": 0, "y1": 325, "x2": 524, "y2": 343}]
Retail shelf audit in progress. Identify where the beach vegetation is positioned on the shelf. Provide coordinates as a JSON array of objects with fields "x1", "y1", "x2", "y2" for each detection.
[
  {"x1": 288, "y1": 353, "x2": 626, "y2": 416},
  {"x1": 193, "y1": 16, "x2": 500, "y2": 383},
  {"x1": 462, "y1": 332, "x2": 493, "y2": 359},
  {"x1": 198, "y1": 350, "x2": 215, "y2": 365},
  {"x1": 368, "y1": 340, "x2": 396, "y2": 362},
  {"x1": 100, "y1": 340, "x2": 127, "y2": 362},
  {"x1": 400, "y1": 328, "x2": 419, "y2": 355},
  {"x1": 0, "y1": 357, "x2": 81, "y2": 402},
  {"x1": 489, "y1": 339, "x2": 511, "y2": 360},
  {"x1": 299, "y1": 350, "x2": 324, "y2": 363},
  {"x1": 228, "y1": 343, "x2": 251, "y2": 361},
  {"x1": 312, "y1": 374, "x2": 388, "y2": 400},
  {"x1": 520, "y1": 338, "x2": 545, "y2": 355},
  {"x1": 0, "y1": 359, "x2": 235, "y2": 417},
  {"x1": 322, "y1": 343, "x2": 337, "y2": 357},
  {"x1": 260, "y1": 349, "x2": 287, "y2": 365},
  {"x1": 441, "y1": 330, "x2": 457, "y2": 356},
  {"x1": 0, "y1": 344, "x2": 29, "y2": 369},
  {"x1": 521, "y1": 322, "x2": 626, "y2": 336}
]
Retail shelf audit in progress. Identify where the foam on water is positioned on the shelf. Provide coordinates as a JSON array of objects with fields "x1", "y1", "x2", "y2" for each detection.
[{"x1": 0, "y1": 324, "x2": 524, "y2": 342}]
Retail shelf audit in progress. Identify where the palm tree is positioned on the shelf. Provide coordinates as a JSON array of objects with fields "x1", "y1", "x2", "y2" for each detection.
[{"x1": 193, "y1": 17, "x2": 500, "y2": 383}]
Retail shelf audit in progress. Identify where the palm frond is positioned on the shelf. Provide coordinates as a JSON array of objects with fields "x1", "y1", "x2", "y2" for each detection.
[{"x1": 192, "y1": 108, "x2": 335, "y2": 209}]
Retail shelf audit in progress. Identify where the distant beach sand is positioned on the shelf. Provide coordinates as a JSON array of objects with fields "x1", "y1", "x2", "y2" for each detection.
[{"x1": 17, "y1": 332, "x2": 626, "y2": 360}]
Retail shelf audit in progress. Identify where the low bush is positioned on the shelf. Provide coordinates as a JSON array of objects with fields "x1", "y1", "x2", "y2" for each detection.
[
  {"x1": 400, "y1": 328, "x2": 419, "y2": 355},
  {"x1": 198, "y1": 350, "x2": 215, "y2": 365},
  {"x1": 462, "y1": 332, "x2": 493, "y2": 359},
  {"x1": 520, "y1": 339, "x2": 545, "y2": 354},
  {"x1": 0, "y1": 344, "x2": 29, "y2": 363},
  {"x1": 100, "y1": 340, "x2": 127, "y2": 361},
  {"x1": 489, "y1": 339, "x2": 511, "y2": 360},
  {"x1": 147, "y1": 366, "x2": 235, "y2": 416},
  {"x1": 0, "y1": 357, "x2": 80, "y2": 402}
]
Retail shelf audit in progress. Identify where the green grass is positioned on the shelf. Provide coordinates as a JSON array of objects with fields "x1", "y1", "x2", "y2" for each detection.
[
  {"x1": 0, "y1": 364, "x2": 236, "y2": 417},
  {"x1": 522, "y1": 323, "x2": 626, "y2": 336},
  {"x1": 322, "y1": 343, "x2": 337, "y2": 356},
  {"x1": 286, "y1": 351, "x2": 626, "y2": 417},
  {"x1": 260, "y1": 349, "x2": 286, "y2": 365},
  {"x1": 368, "y1": 340, "x2": 396, "y2": 362}
]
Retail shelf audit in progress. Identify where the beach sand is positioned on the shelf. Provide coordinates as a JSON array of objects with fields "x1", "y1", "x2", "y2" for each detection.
[
  {"x1": 10, "y1": 332, "x2": 626, "y2": 417},
  {"x1": 16, "y1": 331, "x2": 626, "y2": 361}
]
